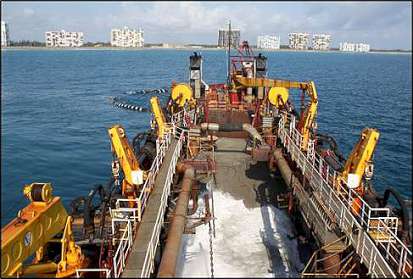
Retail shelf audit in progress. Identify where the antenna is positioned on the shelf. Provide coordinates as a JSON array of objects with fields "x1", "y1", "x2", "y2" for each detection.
[{"x1": 226, "y1": 20, "x2": 231, "y2": 87}]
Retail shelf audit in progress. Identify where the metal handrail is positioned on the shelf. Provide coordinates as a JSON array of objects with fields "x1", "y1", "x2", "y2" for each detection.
[
  {"x1": 75, "y1": 268, "x2": 111, "y2": 278},
  {"x1": 112, "y1": 219, "x2": 133, "y2": 277},
  {"x1": 278, "y1": 115, "x2": 412, "y2": 277},
  {"x1": 140, "y1": 130, "x2": 185, "y2": 277},
  {"x1": 76, "y1": 110, "x2": 194, "y2": 278}
]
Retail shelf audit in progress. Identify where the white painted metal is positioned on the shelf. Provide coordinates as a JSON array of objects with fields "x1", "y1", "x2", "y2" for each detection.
[{"x1": 277, "y1": 116, "x2": 412, "y2": 278}]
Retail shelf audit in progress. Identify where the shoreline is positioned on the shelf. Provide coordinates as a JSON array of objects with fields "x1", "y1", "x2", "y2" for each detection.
[{"x1": 1, "y1": 46, "x2": 411, "y2": 55}]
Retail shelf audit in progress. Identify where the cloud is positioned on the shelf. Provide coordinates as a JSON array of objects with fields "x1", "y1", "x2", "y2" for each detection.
[
  {"x1": 1, "y1": 1, "x2": 411, "y2": 49},
  {"x1": 23, "y1": 8, "x2": 35, "y2": 16}
]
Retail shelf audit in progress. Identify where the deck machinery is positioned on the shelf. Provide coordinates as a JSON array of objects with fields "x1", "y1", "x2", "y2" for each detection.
[{"x1": 2, "y1": 44, "x2": 412, "y2": 278}]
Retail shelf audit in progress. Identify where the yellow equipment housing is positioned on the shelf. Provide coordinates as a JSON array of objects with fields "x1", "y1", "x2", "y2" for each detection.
[
  {"x1": 1, "y1": 183, "x2": 87, "y2": 277},
  {"x1": 234, "y1": 76, "x2": 318, "y2": 151},
  {"x1": 150, "y1": 96, "x2": 170, "y2": 138},
  {"x1": 338, "y1": 128, "x2": 380, "y2": 192},
  {"x1": 268, "y1": 87, "x2": 289, "y2": 108},
  {"x1": 171, "y1": 83, "x2": 193, "y2": 107},
  {"x1": 108, "y1": 125, "x2": 143, "y2": 199}
]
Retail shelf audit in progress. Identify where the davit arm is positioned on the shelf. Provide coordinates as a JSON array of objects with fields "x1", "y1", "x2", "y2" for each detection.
[{"x1": 234, "y1": 76, "x2": 318, "y2": 151}]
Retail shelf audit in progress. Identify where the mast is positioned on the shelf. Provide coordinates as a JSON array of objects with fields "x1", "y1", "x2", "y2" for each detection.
[{"x1": 227, "y1": 20, "x2": 231, "y2": 87}]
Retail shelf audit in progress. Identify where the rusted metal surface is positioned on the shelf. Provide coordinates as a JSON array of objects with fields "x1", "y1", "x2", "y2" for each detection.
[
  {"x1": 251, "y1": 144, "x2": 271, "y2": 162},
  {"x1": 272, "y1": 148, "x2": 345, "y2": 249},
  {"x1": 181, "y1": 158, "x2": 216, "y2": 173},
  {"x1": 322, "y1": 251, "x2": 341, "y2": 274},
  {"x1": 188, "y1": 182, "x2": 199, "y2": 215},
  {"x1": 157, "y1": 164, "x2": 195, "y2": 278},
  {"x1": 207, "y1": 110, "x2": 250, "y2": 126}
]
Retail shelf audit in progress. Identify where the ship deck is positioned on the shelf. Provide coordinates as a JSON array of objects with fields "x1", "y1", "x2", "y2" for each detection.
[{"x1": 176, "y1": 137, "x2": 305, "y2": 277}]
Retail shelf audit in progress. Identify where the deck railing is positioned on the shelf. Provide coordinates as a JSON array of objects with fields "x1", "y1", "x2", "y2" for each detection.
[
  {"x1": 139, "y1": 130, "x2": 185, "y2": 277},
  {"x1": 278, "y1": 115, "x2": 412, "y2": 278},
  {"x1": 75, "y1": 110, "x2": 194, "y2": 278},
  {"x1": 75, "y1": 269, "x2": 111, "y2": 278}
]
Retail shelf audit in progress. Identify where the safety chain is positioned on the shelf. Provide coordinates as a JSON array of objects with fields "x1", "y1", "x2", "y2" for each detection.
[{"x1": 208, "y1": 221, "x2": 214, "y2": 278}]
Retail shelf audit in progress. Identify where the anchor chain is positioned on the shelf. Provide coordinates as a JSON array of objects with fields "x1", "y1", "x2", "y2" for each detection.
[{"x1": 208, "y1": 221, "x2": 214, "y2": 278}]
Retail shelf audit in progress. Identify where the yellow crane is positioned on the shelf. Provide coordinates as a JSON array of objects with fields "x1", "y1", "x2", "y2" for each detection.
[
  {"x1": 108, "y1": 125, "x2": 143, "y2": 201},
  {"x1": 150, "y1": 96, "x2": 171, "y2": 139},
  {"x1": 108, "y1": 97, "x2": 168, "y2": 203},
  {"x1": 233, "y1": 76, "x2": 318, "y2": 152},
  {"x1": 337, "y1": 128, "x2": 380, "y2": 215},
  {"x1": 1, "y1": 183, "x2": 87, "y2": 278},
  {"x1": 338, "y1": 128, "x2": 379, "y2": 191}
]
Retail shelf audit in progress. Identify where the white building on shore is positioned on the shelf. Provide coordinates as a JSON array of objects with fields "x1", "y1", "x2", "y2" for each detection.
[
  {"x1": 339, "y1": 42, "x2": 370, "y2": 52},
  {"x1": 45, "y1": 30, "x2": 84, "y2": 47},
  {"x1": 257, "y1": 35, "x2": 280, "y2": 50},
  {"x1": 288, "y1": 32, "x2": 310, "y2": 50},
  {"x1": 111, "y1": 26, "x2": 144, "y2": 48},
  {"x1": 1, "y1": 21, "x2": 10, "y2": 47},
  {"x1": 312, "y1": 34, "x2": 331, "y2": 50}
]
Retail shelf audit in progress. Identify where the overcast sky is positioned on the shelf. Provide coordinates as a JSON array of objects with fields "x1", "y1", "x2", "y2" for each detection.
[{"x1": 1, "y1": 1, "x2": 411, "y2": 49}]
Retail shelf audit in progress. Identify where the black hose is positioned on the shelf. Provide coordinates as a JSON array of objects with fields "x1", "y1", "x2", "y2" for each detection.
[
  {"x1": 378, "y1": 187, "x2": 410, "y2": 242},
  {"x1": 132, "y1": 132, "x2": 148, "y2": 157},
  {"x1": 70, "y1": 184, "x2": 108, "y2": 240},
  {"x1": 125, "y1": 87, "x2": 169, "y2": 96},
  {"x1": 316, "y1": 133, "x2": 346, "y2": 163}
]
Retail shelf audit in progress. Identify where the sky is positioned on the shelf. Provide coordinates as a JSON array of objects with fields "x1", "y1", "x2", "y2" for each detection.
[{"x1": 1, "y1": 1, "x2": 412, "y2": 50}]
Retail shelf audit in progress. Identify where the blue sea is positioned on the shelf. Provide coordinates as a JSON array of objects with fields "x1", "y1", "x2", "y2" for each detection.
[{"x1": 1, "y1": 49, "x2": 411, "y2": 226}]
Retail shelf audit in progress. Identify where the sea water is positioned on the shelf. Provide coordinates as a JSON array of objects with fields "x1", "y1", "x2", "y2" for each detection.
[{"x1": 1, "y1": 49, "x2": 411, "y2": 227}]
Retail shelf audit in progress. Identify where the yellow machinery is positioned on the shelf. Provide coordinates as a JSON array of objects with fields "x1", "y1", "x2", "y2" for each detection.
[
  {"x1": 1, "y1": 183, "x2": 87, "y2": 278},
  {"x1": 268, "y1": 87, "x2": 289, "y2": 108},
  {"x1": 171, "y1": 83, "x2": 194, "y2": 108},
  {"x1": 150, "y1": 96, "x2": 170, "y2": 138},
  {"x1": 337, "y1": 128, "x2": 380, "y2": 215},
  {"x1": 337, "y1": 128, "x2": 380, "y2": 192},
  {"x1": 234, "y1": 76, "x2": 318, "y2": 151},
  {"x1": 108, "y1": 125, "x2": 143, "y2": 201}
]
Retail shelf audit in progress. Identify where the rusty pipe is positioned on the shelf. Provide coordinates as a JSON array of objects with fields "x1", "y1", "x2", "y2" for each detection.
[
  {"x1": 188, "y1": 182, "x2": 199, "y2": 215},
  {"x1": 273, "y1": 149, "x2": 343, "y2": 271},
  {"x1": 200, "y1": 122, "x2": 263, "y2": 143},
  {"x1": 273, "y1": 148, "x2": 303, "y2": 189},
  {"x1": 158, "y1": 163, "x2": 195, "y2": 277}
]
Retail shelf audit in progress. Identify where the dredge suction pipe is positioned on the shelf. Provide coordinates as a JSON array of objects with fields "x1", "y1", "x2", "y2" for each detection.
[
  {"x1": 273, "y1": 148, "x2": 300, "y2": 188},
  {"x1": 200, "y1": 122, "x2": 263, "y2": 143},
  {"x1": 158, "y1": 163, "x2": 195, "y2": 277},
  {"x1": 273, "y1": 148, "x2": 341, "y2": 274}
]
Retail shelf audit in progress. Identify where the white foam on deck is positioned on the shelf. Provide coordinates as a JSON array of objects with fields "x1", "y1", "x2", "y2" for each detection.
[{"x1": 176, "y1": 190, "x2": 304, "y2": 277}]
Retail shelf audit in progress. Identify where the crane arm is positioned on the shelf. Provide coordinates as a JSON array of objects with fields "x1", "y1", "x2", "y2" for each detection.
[
  {"x1": 108, "y1": 125, "x2": 142, "y2": 188},
  {"x1": 150, "y1": 96, "x2": 170, "y2": 138},
  {"x1": 339, "y1": 128, "x2": 380, "y2": 191},
  {"x1": 1, "y1": 183, "x2": 86, "y2": 277},
  {"x1": 233, "y1": 76, "x2": 318, "y2": 151}
]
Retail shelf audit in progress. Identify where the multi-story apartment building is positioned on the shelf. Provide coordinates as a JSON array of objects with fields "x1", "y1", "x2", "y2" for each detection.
[
  {"x1": 257, "y1": 35, "x2": 280, "y2": 50},
  {"x1": 217, "y1": 28, "x2": 240, "y2": 48},
  {"x1": 288, "y1": 32, "x2": 310, "y2": 50},
  {"x1": 111, "y1": 26, "x2": 144, "y2": 48},
  {"x1": 1, "y1": 21, "x2": 10, "y2": 47},
  {"x1": 312, "y1": 34, "x2": 331, "y2": 50},
  {"x1": 339, "y1": 42, "x2": 370, "y2": 52},
  {"x1": 45, "y1": 30, "x2": 84, "y2": 47}
]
